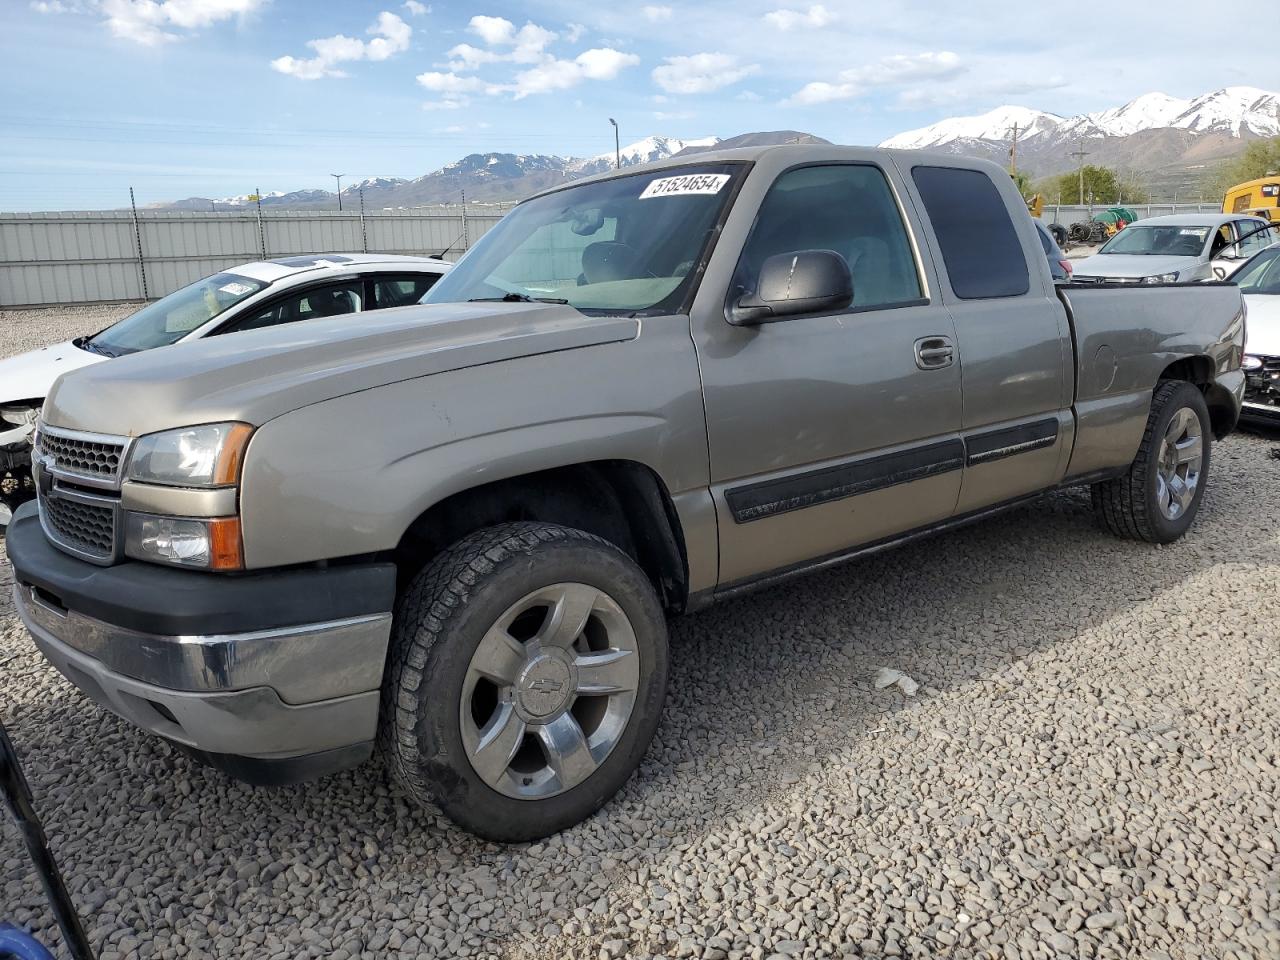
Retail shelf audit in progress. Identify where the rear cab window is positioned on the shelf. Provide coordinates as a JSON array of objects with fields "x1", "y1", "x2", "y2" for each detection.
[{"x1": 911, "y1": 166, "x2": 1030, "y2": 299}]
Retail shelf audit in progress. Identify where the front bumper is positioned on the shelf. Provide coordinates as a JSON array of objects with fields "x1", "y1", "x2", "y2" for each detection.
[
  {"x1": 1242, "y1": 356, "x2": 1280, "y2": 423},
  {"x1": 5, "y1": 501, "x2": 397, "y2": 784}
]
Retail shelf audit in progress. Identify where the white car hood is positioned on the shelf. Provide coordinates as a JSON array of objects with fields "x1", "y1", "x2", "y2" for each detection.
[
  {"x1": 1072, "y1": 254, "x2": 1200, "y2": 280},
  {"x1": 1244, "y1": 295, "x2": 1280, "y2": 357},
  {"x1": 0, "y1": 339, "x2": 105, "y2": 403}
]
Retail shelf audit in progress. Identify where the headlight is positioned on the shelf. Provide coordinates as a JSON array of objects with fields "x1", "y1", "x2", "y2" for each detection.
[
  {"x1": 1142, "y1": 272, "x2": 1179, "y2": 284},
  {"x1": 125, "y1": 513, "x2": 242, "y2": 569},
  {"x1": 0, "y1": 405, "x2": 40, "y2": 439},
  {"x1": 1243, "y1": 355, "x2": 1264, "y2": 371},
  {"x1": 126, "y1": 422, "x2": 253, "y2": 488}
]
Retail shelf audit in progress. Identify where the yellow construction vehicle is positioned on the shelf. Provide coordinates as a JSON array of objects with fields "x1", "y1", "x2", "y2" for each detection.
[{"x1": 1222, "y1": 175, "x2": 1279, "y2": 221}]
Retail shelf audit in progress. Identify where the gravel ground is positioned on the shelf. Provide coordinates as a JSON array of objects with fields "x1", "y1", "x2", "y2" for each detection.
[
  {"x1": 0, "y1": 303, "x2": 140, "y2": 361},
  {"x1": 1, "y1": 305, "x2": 1279, "y2": 960}
]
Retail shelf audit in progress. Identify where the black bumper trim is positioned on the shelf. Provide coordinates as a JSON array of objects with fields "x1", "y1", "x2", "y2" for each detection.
[
  {"x1": 4, "y1": 501, "x2": 396, "y2": 636},
  {"x1": 169, "y1": 740, "x2": 375, "y2": 786}
]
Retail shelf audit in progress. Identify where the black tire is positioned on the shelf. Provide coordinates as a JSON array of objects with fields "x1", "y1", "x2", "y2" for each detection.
[
  {"x1": 381, "y1": 521, "x2": 669, "y2": 842},
  {"x1": 1091, "y1": 380, "x2": 1212, "y2": 544}
]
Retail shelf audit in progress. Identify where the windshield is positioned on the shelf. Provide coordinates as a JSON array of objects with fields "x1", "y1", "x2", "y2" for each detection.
[
  {"x1": 88, "y1": 272, "x2": 266, "y2": 356},
  {"x1": 424, "y1": 163, "x2": 744, "y2": 315},
  {"x1": 1235, "y1": 248, "x2": 1280, "y2": 295},
  {"x1": 1098, "y1": 224, "x2": 1211, "y2": 257}
]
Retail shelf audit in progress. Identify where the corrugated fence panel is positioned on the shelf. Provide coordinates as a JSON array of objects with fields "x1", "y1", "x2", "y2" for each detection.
[{"x1": 0, "y1": 208, "x2": 510, "y2": 306}]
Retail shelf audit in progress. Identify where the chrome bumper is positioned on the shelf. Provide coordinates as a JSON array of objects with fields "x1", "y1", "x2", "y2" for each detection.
[
  {"x1": 15, "y1": 583, "x2": 391, "y2": 761},
  {"x1": 1241, "y1": 400, "x2": 1280, "y2": 423}
]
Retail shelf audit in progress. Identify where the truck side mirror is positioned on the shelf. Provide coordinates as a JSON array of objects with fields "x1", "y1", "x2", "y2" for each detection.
[{"x1": 729, "y1": 249, "x2": 853, "y2": 325}]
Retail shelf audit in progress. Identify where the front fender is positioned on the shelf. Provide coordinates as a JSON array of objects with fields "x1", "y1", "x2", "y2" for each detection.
[{"x1": 239, "y1": 328, "x2": 709, "y2": 570}]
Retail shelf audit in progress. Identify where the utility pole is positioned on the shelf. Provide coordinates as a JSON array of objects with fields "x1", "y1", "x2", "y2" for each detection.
[
  {"x1": 331, "y1": 173, "x2": 345, "y2": 211},
  {"x1": 1008, "y1": 122, "x2": 1020, "y2": 175},
  {"x1": 608, "y1": 118, "x2": 620, "y2": 170},
  {"x1": 1069, "y1": 141, "x2": 1090, "y2": 205}
]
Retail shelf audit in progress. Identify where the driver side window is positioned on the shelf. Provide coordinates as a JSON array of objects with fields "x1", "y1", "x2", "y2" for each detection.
[
  {"x1": 222, "y1": 280, "x2": 364, "y2": 334},
  {"x1": 732, "y1": 164, "x2": 922, "y2": 311}
]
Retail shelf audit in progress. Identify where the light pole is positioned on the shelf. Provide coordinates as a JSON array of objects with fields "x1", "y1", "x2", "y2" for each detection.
[
  {"x1": 608, "y1": 118, "x2": 620, "y2": 170},
  {"x1": 331, "y1": 173, "x2": 345, "y2": 211}
]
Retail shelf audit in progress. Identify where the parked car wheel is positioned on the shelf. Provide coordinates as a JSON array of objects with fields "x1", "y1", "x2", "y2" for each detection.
[
  {"x1": 1091, "y1": 380, "x2": 1211, "y2": 543},
  {"x1": 381, "y1": 521, "x2": 669, "y2": 841}
]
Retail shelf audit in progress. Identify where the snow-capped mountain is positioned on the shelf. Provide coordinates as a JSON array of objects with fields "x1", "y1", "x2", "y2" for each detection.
[
  {"x1": 881, "y1": 106, "x2": 1065, "y2": 150},
  {"x1": 342, "y1": 176, "x2": 408, "y2": 194},
  {"x1": 881, "y1": 86, "x2": 1280, "y2": 151},
  {"x1": 573, "y1": 136, "x2": 721, "y2": 175}
]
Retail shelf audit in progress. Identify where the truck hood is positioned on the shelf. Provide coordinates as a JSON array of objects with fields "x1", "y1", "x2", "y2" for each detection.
[
  {"x1": 0, "y1": 339, "x2": 105, "y2": 404},
  {"x1": 1072, "y1": 254, "x2": 1200, "y2": 280},
  {"x1": 1244, "y1": 294, "x2": 1280, "y2": 356},
  {"x1": 43, "y1": 302, "x2": 641, "y2": 437}
]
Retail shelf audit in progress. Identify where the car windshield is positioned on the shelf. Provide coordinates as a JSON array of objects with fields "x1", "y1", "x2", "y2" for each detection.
[
  {"x1": 1099, "y1": 224, "x2": 1211, "y2": 256},
  {"x1": 1235, "y1": 247, "x2": 1280, "y2": 295},
  {"x1": 87, "y1": 272, "x2": 267, "y2": 356},
  {"x1": 424, "y1": 163, "x2": 744, "y2": 315}
]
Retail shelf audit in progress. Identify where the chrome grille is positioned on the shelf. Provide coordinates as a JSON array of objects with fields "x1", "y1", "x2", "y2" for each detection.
[
  {"x1": 38, "y1": 428, "x2": 127, "y2": 484},
  {"x1": 35, "y1": 425, "x2": 128, "y2": 565},
  {"x1": 41, "y1": 492, "x2": 116, "y2": 561}
]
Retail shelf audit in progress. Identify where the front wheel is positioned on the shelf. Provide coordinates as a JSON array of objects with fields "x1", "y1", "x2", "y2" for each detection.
[
  {"x1": 381, "y1": 522, "x2": 669, "y2": 842},
  {"x1": 1091, "y1": 380, "x2": 1211, "y2": 543}
]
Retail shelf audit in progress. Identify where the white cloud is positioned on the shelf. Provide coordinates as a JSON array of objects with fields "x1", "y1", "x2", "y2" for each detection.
[
  {"x1": 564, "y1": 22, "x2": 586, "y2": 43},
  {"x1": 652, "y1": 53, "x2": 758, "y2": 95},
  {"x1": 416, "y1": 71, "x2": 491, "y2": 95},
  {"x1": 763, "y1": 4, "x2": 836, "y2": 30},
  {"x1": 860, "y1": 51, "x2": 963, "y2": 85},
  {"x1": 785, "y1": 51, "x2": 964, "y2": 105},
  {"x1": 97, "y1": 0, "x2": 265, "y2": 45},
  {"x1": 510, "y1": 48, "x2": 639, "y2": 99},
  {"x1": 30, "y1": 0, "x2": 86, "y2": 13},
  {"x1": 737, "y1": 90, "x2": 762, "y2": 102},
  {"x1": 448, "y1": 16, "x2": 556, "y2": 69},
  {"x1": 402, "y1": 0, "x2": 429, "y2": 14},
  {"x1": 272, "y1": 11, "x2": 412, "y2": 79},
  {"x1": 468, "y1": 14, "x2": 515, "y2": 45},
  {"x1": 642, "y1": 5, "x2": 672, "y2": 21}
]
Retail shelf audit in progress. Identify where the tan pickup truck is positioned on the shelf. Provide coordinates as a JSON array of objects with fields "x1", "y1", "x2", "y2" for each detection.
[{"x1": 7, "y1": 145, "x2": 1245, "y2": 840}]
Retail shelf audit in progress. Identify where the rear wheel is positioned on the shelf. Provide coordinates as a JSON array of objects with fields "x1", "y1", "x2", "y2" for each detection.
[
  {"x1": 1091, "y1": 380, "x2": 1211, "y2": 543},
  {"x1": 381, "y1": 522, "x2": 669, "y2": 841}
]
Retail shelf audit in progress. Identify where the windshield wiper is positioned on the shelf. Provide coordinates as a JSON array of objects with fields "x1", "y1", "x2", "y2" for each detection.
[
  {"x1": 75, "y1": 336, "x2": 116, "y2": 358},
  {"x1": 467, "y1": 293, "x2": 569, "y2": 305}
]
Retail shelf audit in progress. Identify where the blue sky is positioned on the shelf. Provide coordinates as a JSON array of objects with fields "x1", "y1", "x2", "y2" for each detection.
[{"x1": 3, "y1": 0, "x2": 1278, "y2": 210}]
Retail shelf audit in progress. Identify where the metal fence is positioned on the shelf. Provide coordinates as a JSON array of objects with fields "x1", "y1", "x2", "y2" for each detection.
[
  {"x1": 1040, "y1": 202, "x2": 1221, "y2": 227},
  {"x1": 0, "y1": 207, "x2": 508, "y2": 308}
]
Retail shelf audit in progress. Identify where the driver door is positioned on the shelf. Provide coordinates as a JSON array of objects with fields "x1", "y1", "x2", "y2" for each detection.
[{"x1": 690, "y1": 159, "x2": 964, "y2": 587}]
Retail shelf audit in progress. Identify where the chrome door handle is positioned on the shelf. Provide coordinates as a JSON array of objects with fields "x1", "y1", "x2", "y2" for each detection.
[{"x1": 914, "y1": 336, "x2": 954, "y2": 370}]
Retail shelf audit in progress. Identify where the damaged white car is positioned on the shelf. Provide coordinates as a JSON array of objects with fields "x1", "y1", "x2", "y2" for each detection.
[{"x1": 0, "y1": 253, "x2": 450, "y2": 524}]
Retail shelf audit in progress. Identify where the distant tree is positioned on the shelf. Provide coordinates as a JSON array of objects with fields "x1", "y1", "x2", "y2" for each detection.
[
  {"x1": 1211, "y1": 136, "x2": 1280, "y2": 195},
  {"x1": 1044, "y1": 165, "x2": 1148, "y2": 205},
  {"x1": 1009, "y1": 169, "x2": 1034, "y2": 197}
]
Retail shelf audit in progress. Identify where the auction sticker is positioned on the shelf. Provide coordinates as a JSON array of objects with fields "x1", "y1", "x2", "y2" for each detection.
[
  {"x1": 219, "y1": 281, "x2": 255, "y2": 295},
  {"x1": 640, "y1": 173, "x2": 730, "y2": 199}
]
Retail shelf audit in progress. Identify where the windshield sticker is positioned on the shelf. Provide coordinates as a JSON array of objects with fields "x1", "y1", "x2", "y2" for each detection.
[
  {"x1": 218, "y1": 281, "x2": 255, "y2": 296},
  {"x1": 1178, "y1": 229, "x2": 1208, "y2": 237},
  {"x1": 640, "y1": 173, "x2": 731, "y2": 199}
]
